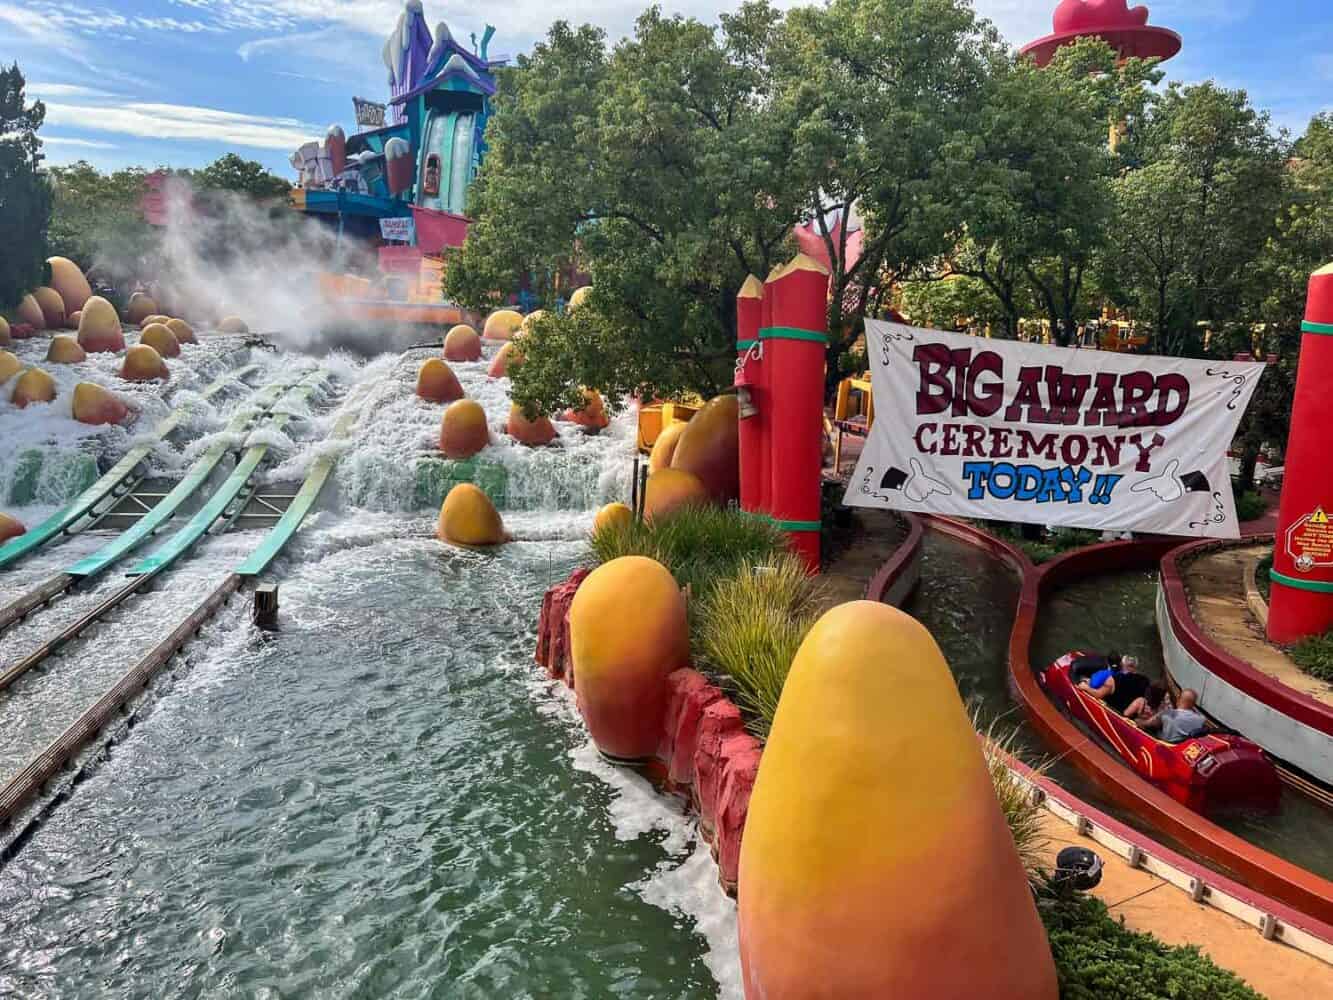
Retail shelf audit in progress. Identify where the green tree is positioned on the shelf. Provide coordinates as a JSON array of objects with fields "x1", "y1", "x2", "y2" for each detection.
[
  {"x1": 189, "y1": 152, "x2": 290, "y2": 199},
  {"x1": 0, "y1": 63, "x2": 52, "y2": 311},
  {"x1": 46, "y1": 161, "x2": 156, "y2": 275}
]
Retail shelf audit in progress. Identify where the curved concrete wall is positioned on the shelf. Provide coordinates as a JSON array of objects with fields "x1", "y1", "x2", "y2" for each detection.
[{"x1": 1158, "y1": 541, "x2": 1333, "y2": 785}]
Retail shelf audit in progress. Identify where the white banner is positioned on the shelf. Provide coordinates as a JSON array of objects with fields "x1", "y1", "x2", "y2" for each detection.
[
  {"x1": 845, "y1": 321, "x2": 1265, "y2": 538},
  {"x1": 379, "y1": 217, "x2": 415, "y2": 242}
]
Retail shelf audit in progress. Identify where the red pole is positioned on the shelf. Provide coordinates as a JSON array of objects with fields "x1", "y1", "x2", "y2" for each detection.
[
  {"x1": 764, "y1": 254, "x2": 829, "y2": 572},
  {"x1": 1268, "y1": 262, "x2": 1333, "y2": 644},
  {"x1": 736, "y1": 275, "x2": 765, "y2": 514}
]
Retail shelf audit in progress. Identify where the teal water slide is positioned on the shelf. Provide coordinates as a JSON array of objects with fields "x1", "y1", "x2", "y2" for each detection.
[
  {"x1": 417, "y1": 109, "x2": 476, "y2": 215},
  {"x1": 0, "y1": 364, "x2": 259, "y2": 571}
]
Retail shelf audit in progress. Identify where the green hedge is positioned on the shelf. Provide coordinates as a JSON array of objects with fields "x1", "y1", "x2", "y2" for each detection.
[{"x1": 1290, "y1": 630, "x2": 1333, "y2": 683}]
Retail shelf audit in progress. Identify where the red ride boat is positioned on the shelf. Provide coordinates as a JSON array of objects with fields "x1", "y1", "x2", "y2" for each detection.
[{"x1": 1040, "y1": 652, "x2": 1281, "y2": 815}]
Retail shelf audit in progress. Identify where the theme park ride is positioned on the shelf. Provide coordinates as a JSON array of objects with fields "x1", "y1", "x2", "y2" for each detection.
[{"x1": 287, "y1": 1, "x2": 506, "y2": 328}]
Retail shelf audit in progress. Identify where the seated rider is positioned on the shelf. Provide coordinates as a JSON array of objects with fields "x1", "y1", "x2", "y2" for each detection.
[
  {"x1": 1105, "y1": 656, "x2": 1151, "y2": 718},
  {"x1": 1138, "y1": 689, "x2": 1209, "y2": 743},
  {"x1": 1071, "y1": 650, "x2": 1119, "y2": 685},
  {"x1": 1076, "y1": 653, "x2": 1125, "y2": 702}
]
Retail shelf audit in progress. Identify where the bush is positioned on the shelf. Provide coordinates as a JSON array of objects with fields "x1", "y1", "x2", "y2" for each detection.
[
  {"x1": 1038, "y1": 884, "x2": 1264, "y2": 999},
  {"x1": 980, "y1": 720, "x2": 1049, "y2": 883},
  {"x1": 695, "y1": 555, "x2": 826, "y2": 737},
  {"x1": 1255, "y1": 552, "x2": 1272, "y2": 603},
  {"x1": 1290, "y1": 630, "x2": 1333, "y2": 683},
  {"x1": 984, "y1": 522, "x2": 1103, "y2": 564},
  {"x1": 589, "y1": 506, "x2": 788, "y2": 600},
  {"x1": 1233, "y1": 488, "x2": 1268, "y2": 523}
]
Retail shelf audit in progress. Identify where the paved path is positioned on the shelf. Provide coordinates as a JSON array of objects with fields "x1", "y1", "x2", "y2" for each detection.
[{"x1": 1185, "y1": 544, "x2": 1333, "y2": 708}]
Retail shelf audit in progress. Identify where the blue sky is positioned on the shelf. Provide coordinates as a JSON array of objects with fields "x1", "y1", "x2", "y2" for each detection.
[{"x1": 3, "y1": 0, "x2": 1330, "y2": 178}]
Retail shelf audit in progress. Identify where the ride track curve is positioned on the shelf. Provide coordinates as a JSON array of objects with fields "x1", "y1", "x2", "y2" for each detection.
[{"x1": 889, "y1": 516, "x2": 1333, "y2": 936}]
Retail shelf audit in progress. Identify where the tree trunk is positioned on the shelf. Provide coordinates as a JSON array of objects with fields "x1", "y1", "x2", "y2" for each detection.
[{"x1": 1236, "y1": 441, "x2": 1260, "y2": 494}]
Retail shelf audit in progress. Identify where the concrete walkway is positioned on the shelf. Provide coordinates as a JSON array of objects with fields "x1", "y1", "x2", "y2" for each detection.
[
  {"x1": 1037, "y1": 814, "x2": 1333, "y2": 998},
  {"x1": 1185, "y1": 545, "x2": 1333, "y2": 708}
]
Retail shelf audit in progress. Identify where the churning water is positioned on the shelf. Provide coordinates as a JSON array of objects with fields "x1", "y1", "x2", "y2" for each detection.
[{"x1": 0, "y1": 333, "x2": 741, "y2": 998}]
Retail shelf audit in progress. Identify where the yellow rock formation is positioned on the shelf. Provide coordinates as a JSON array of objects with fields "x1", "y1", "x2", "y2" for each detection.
[{"x1": 437, "y1": 483, "x2": 506, "y2": 546}]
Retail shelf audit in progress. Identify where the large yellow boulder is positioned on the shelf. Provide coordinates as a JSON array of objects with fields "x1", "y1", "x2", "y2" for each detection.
[
  {"x1": 670, "y1": 394, "x2": 739, "y2": 505},
  {"x1": 570, "y1": 555, "x2": 689, "y2": 760},
  {"x1": 643, "y1": 467, "x2": 710, "y2": 521},
  {"x1": 0, "y1": 317, "x2": 11, "y2": 347},
  {"x1": 738, "y1": 601, "x2": 1059, "y2": 999},
  {"x1": 76, "y1": 296, "x2": 125, "y2": 353},
  {"x1": 33, "y1": 286, "x2": 67, "y2": 328},
  {"x1": 16, "y1": 293, "x2": 45, "y2": 331},
  {"x1": 568, "y1": 286, "x2": 592, "y2": 311},
  {"x1": 520, "y1": 309, "x2": 547, "y2": 336},
  {"x1": 416, "y1": 358, "x2": 464, "y2": 403},
  {"x1": 0, "y1": 350, "x2": 20, "y2": 383},
  {"x1": 11, "y1": 368, "x2": 56, "y2": 408},
  {"x1": 165, "y1": 318, "x2": 196, "y2": 345},
  {"x1": 563, "y1": 388, "x2": 609, "y2": 431},
  {"x1": 218, "y1": 316, "x2": 249, "y2": 334},
  {"x1": 482, "y1": 309, "x2": 523, "y2": 341},
  {"x1": 46, "y1": 335, "x2": 87, "y2": 363},
  {"x1": 72, "y1": 382, "x2": 130, "y2": 426},
  {"x1": 47, "y1": 256, "x2": 92, "y2": 315},
  {"x1": 437, "y1": 483, "x2": 506, "y2": 546},
  {"x1": 487, "y1": 341, "x2": 520, "y2": 379},
  {"x1": 439, "y1": 399, "x2": 490, "y2": 459},
  {"x1": 593, "y1": 502, "x2": 633, "y2": 534},
  {"x1": 649, "y1": 420, "x2": 688, "y2": 473},
  {"x1": 507, "y1": 403, "x2": 557, "y2": 446},
  {"x1": 0, "y1": 513, "x2": 24, "y2": 544},
  {"x1": 121, "y1": 344, "x2": 168, "y2": 382},
  {"x1": 68, "y1": 311, "x2": 81, "y2": 329},
  {"x1": 443, "y1": 324, "x2": 482, "y2": 362},
  {"x1": 139, "y1": 313, "x2": 169, "y2": 330},
  {"x1": 125, "y1": 292, "x2": 158, "y2": 325},
  {"x1": 139, "y1": 323, "x2": 180, "y2": 358}
]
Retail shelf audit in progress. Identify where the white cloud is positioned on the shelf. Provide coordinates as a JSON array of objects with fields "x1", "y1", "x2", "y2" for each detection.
[
  {"x1": 42, "y1": 101, "x2": 322, "y2": 150},
  {"x1": 25, "y1": 82, "x2": 116, "y2": 99},
  {"x1": 41, "y1": 135, "x2": 118, "y2": 148}
]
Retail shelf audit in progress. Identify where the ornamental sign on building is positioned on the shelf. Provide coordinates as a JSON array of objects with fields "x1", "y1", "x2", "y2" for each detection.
[{"x1": 353, "y1": 97, "x2": 387, "y2": 128}]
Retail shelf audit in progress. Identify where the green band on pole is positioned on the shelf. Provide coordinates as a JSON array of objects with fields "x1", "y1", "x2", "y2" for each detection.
[
  {"x1": 1270, "y1": 570, "x2": 1333, "y2": 594},
  {"x1": 736, "y1": 339, "x2": 757, "y2": 350},
  {"x1": 759, "y1": 326, "x2": 828, "y2": 345},
  {"x1": 1301, "y1": 320, "x2": 1333, "y2": 336},
  {"x1": 773, "y1": 519, "x2": 821, "y2": 532}
]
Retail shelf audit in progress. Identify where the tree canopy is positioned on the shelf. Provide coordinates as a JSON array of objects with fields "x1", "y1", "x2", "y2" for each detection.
[{"x1": 0, "y1": 63, "x2": 51, "y2": 311}]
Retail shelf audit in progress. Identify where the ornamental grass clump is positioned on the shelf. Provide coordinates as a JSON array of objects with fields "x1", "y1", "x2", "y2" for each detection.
[
  {"x1": 696, "y1": 555, "x2": 826, "y2": 737},
  {"x1": 589, "y1": 506, "x2": 787, "y2": 599},
  {"x1": 978, "y1": 715, "x2": 1049, "y2": 884}
]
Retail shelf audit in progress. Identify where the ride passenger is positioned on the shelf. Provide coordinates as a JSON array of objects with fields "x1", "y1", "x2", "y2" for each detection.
[
  {"x1": 1138, "y1": 689, "x2": 1208, "y2": 742},
  {"x1": 1071, "y1": 650, "x2": 1119, "y2": 685},
  {"x1": 1077, "y1": 652, "x2": 1125, "y2": 701},
  {"x1": 1106, "y1": 656, "x2": 1151, "y2": 718}
]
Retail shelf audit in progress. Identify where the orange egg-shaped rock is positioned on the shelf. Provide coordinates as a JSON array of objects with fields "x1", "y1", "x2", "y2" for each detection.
[
  {"x1": 121, "y1": 344, "x2": 167, "y2": 382},
  {"x1": 33, "y1": 286, "x2": 67, "y2": 328},
  {"x1": 643, "y1": 467, "x2": 710, "y2": 521},
  {"x1": 218, "y1": 316, "x2": 249, "y2": 334},
  {"x1": 0, "y1": 317, "x2": 11, "y2": 347},
  {"x1": 416, "y1": 358, "x2": 464, "y2": 403},
  {"x1": 570, "y1": 555, "x2": 688, "y2": 760},
  {"x1": 67, "y1": 310, "x2": 81, "y2": 329},
  {"x1": 46, "y1": 335, "x2": 86, "y2": 363},
  {"x1": 139, "y1": 314, "x2": 168, "y2": 330},
  {"x1": 125, "y1": 292, "x2": 158, "y2": 325},
  {"x1": 139, "y1": 323, "x2": 181, "y2": 358},
  {"x1": 0, "y1": 350, "x2": 20, "y2": 383},
  {"x1": 507, "y1": 403, "x2": 557, "y2": 447},
  {"x1": 520, "y1": 309, "x2": 547, "y2": 336},
  {"x1": 46, "y1": 257, "x2": 93, "y2": 314},
  {"x1": 436, "y1": 483, "x2": 506, "y2": 546},
  {"x1": 670, "y1": 394, "x2": 739, "y2": 505},
  {"x1": 564, "y1": 388, "x2": 609, "y2": 430},
  {"x1": 649, "y1": 421, "x2": 688, "y2": 473},
  {"x1": 16, "y1": 293, "x2": 45, "y2": 331},
  {"x1": 443, "y1": 324, "x2": 482, "y2": 362},
  {"x1": 164, "y1": 318, "x2": 196, "y2": 345},
  {"x1": 0, "y1": 512, "x2": 25, "y2": 544},
  {"x1": 738, "y1": 601, "x2": 1059, "y2": 1000},
  {"x1": 593, "y1": 502, "x2": 633, "y2": 534},
  {"x1": 487, "y1": 341, "x2": 521, "y2": 378},
  {"x1": 76, "y1": 296, "x2": 125, "y2": 353},
  {"x1": 482, "y1": 309, "x2": 523, "y2": 341},
  {"x1": 72, "y1": 382, "x2": 130, "y2": 426},
  {"x1": 11, "y1": 367, "x2": 56, "y2": 407},
  {"x1": 568, "y1": 286, "x2": 592, "y2": 311},
  {"x1": 439, "y1": 399, "x2": 490, "y2": 459}
]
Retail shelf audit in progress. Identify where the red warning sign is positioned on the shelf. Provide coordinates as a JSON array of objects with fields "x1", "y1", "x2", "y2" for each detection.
[{"x1": 1286, "y1": 506, "x2": 1333, "y2": 572}]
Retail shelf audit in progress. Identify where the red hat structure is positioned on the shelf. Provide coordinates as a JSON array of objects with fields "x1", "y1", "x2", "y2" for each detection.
[{"x1": 1020, "y1": 0, "x2": 1181, "y2": 67}]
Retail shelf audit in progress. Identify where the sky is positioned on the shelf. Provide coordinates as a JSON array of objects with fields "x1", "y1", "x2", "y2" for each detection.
[{"x1": 3, "y1": 0, "x2": 1330, "y2": 179}]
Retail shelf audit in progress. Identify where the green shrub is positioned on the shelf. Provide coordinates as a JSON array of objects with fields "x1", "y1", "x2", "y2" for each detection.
[
  {"x1": 1255, "y1": 552, "x2": 1272, "y2": 603},
  {"x1": 589, "y1": 506, "x2": 788, "y2": 600},
  {"x1": 1233, "y1": 488, "x2": 1268, "y2": 523},
  {"x1": 695, "y1": 555, "x2": 826, "y2": 737},
  {"x1": 1290, "y1": 630, "x2": 1333, "y2": 683},
  {"x1": 980, "y1": 719, "x2": 1049, "y2": 884},
  {"x1": 983, "y1": 522, "x2": 1102, "y2": 564},
  {"x1": 1038, "y1": 884, "x2": 1264, "y2": 999}
]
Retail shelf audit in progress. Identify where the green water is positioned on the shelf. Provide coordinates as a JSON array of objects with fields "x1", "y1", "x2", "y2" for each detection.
[{"x1": 0, "y1": 524, "x2": 727, "y2": 997}]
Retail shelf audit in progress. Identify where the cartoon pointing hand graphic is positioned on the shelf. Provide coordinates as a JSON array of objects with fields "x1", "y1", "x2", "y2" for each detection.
[
  {"x1": 1131, "y1": 458, "x2": 1185, "y2": 503},
  {"x1": 904, "y1": 457, "x2": 952, "y2": 503}
]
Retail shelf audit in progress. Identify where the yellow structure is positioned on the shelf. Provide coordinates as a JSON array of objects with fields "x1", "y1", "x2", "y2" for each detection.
[
  {"x1": 139, "y1": 324, "x2": 181, "y2": 359},
  {"x1": 77, "y1": 296, "x2": 125, "y2": 354},
  {"x1": 437, "y1": 483, "x2": 506, "y2": 546},
  {"x1": 11, "y1": 368, "x2": 56, "y2": 407},
  {"x1": 643, "y1": 467, "x2": 710, "y2": 521},
  {"x1": 636, "y1": 399, "x2": 700, "y2": 454},
  {"x1": 593, "y1": 502, "x2": 633, "y2": 534},
  {"x1": 832, "y1": 375, "x2": 875, "y2": 475},
  {"x1": 439, "y1": 399, "x2": 490, "y2": 459},
  {"x1": 46, "y1": 335, "x2": 87, "y2": 363},
  {"x1": 121, "y1": 344, "x2": 167, "y2": 381},
  {"x1": 483, "y1": 309, "x2": 523, "y2": 341}
]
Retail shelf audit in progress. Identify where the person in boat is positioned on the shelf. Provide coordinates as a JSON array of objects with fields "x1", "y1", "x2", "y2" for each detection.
[
  {"x1": 1105, "y1": 656, "x2": 1151, "y2": 719},
  {"x1": 1071, "y1": 650, "x2": 1120, "y2": 685},
  {"x1": 1138, "y1": 689, "x2": 1209, "y2": 742},
  {"x1": 1076, "y1": 653, "x2": 1137, "y2": 704}
]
